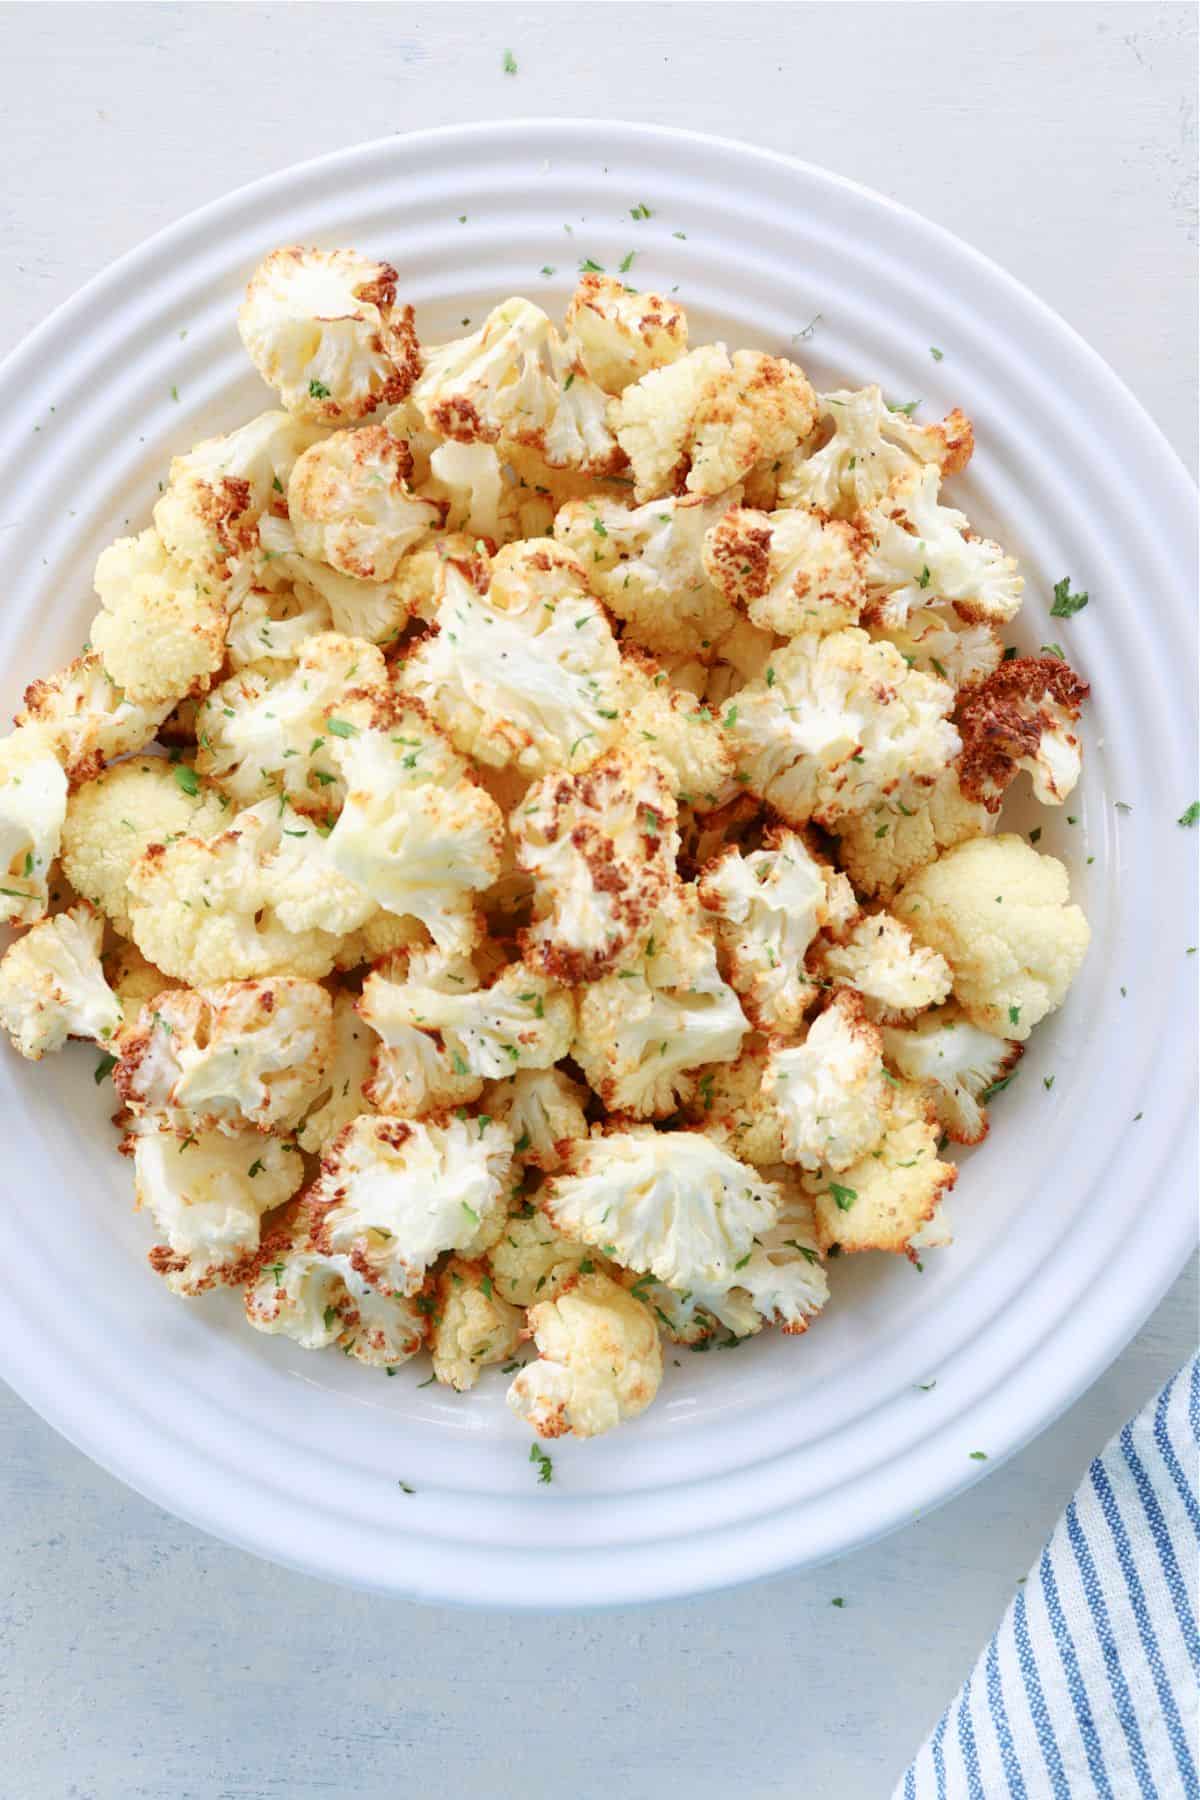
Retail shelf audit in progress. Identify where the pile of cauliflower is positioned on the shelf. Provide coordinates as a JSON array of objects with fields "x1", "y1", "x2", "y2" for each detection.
[{"x1": 0, "y1": 246, "x2": 1093, "y2": 1445}]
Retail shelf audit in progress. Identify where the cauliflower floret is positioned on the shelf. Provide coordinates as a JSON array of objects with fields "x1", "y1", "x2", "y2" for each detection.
[
  {"x1": 617, "y1": 649, "x2": 734, "y2": 809},
  {"x1": 730, "y1": 629, "x2": 960, "y2": 828},
  {"x1": 114, "y1": 978, "x2": 333, "y2": 1134},
  {"x1": 414, "y1": 296, "x2": 621, "y2": 475},
  {"x1": 127, "y1": 798, "x2": 375, "y2": 984},
  {"x1": 430, "y1": 1257, "x2": 523, "y2": 1391},
  {"x1": 105, "y1": 940, "x2": 179, "y2": 1028},
  {"x1": 487, "y1": 1206, "x2": 602, "y2": 1306},
  {"x1": 359, "y1": 947, "x2": 572, "y2": 1117},
  {"x1": 128, "y1": 1121, "x2": 304, "y2": 1295},
  {"x1": 864, "y1": 466, "x2": 1023, "y2": 627},
  {"x1": 512, "y1": 751, "x2": 679, "y2": 982},
  {"x1": 730, "y1": 1172, "x2": 829, "y2": 1334},
  {"x1": 777, "y1": 387, "x2": 973, "y2": 518},
  {"x1": 298, "y1": 989, "x2": 376, "y2": 1153},
  {"x1": 544, "y1": 1128, "x2": 780, "y2": 1297},
  {"x1": 817, "y1": 911, "x2": 953, "y2": 1023},
  {"x1": 90, "y1": 529, "x2": 229, "y2": 706},
  {"x1": 609, "y1": 345, "x2": 817, "y2": 501},
  {"x1": 765, "y1": 990, "x2": 890, "y2": 1171},
  {"x1": 287, "y1": 426, "x2": 443, "y2": 580},
  {"x1": 0, "y1": 726, "x2": 69, "y2": 925},
  {"x1": 869, "y1": 605, "x2": 1002, "y2": 691},
  {"x1": 564, "y1": 274, "x2": 688, "y2": 394},
  {"x1": 803, "y1": 1081, "x2": 956, "y2": 1259},
  {"x1": 834, "y1": 767, "x2": 993, "y2": 898},
  {"x1": 572, "y1": 890, "x2": 748, "y2": 1116},
  {"x1": 253, "y1": 513, "x2": 410, "y2": 645},
  {"x1": 0, "y1": 901, "x2": 122, "y2": 1059},
  {"x1": 400, "y1": 541, "x2": 624, "y2": 775},
  {"x1": 554, "y1": 489, "x2": 739, "y2": 659},
  {"x1": 323, "y1": 694, "x2": 503, "y2": 950},
  {"x1": 423, "y1": 440, "x2": 510, "y2": 543},
  {"x1": 238, "y1": 246, "x2": 421, "y2": 424},
  {"x1": 698, "y1": 828, "x2": 857, "y2": 1033},
  {"x1": 684, "y1": 1038, "x2": 788, "y2": 1168},
  {"x1": 880, "y1": 1003, "x2": 1023, "y2": 1145},
  {"x1": 893, "y1": 834, "x2": 1091, "y2": 1040},
  {"x1": 305, "y1": 1113, "x2": 512, "y2": 1296},
  {"x1": 703, "y1": 504, "x2": 867, "y2": 636},
  {"x1": 15, "y1": 652, "x2": 172, "y2": 783},
  {"x1": 479, "y1": 1068, "x2": 589, "y2": 1172},
  {"x1": 195, "y1": 632, "x2": 390, "y2": 811},
  {"x1": 245, "y1": 1200, "x2": 428, "y2": 1366},
  {"x1": 223, "y1": 574, "x2": 333, "y2": 669},
  {"x1": 60, "y1": 756, "x2": 227, "y2": 936},
  {"x1": 507, "y1": 1270, "x2": 663, "y2": 1439},
  {"x1": 956, "y1": 656, "x2": 1089, "y2": 811},
  {"x1": 153, "y1": 409, "x2": 324, "y2": 580}
]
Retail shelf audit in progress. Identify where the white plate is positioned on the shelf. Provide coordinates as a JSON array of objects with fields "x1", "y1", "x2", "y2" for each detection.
[{"x1": 0, "y1": 121, "x2": 1195, "y2": 1608}]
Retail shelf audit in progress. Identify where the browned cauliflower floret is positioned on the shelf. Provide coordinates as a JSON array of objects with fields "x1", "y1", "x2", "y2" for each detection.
[
  {"x1": 60, "y1": 755, "x2": 227, "y2": 937},
  {"x1": 564, "y1": 275, "x2": 689, "y2": 394},
  {"x1": 430, "y1": 1257, "x2": 523, "y2": 1391},
  {"x1": 777, "y1": 386, "x2": 973, "y2": 518},
  {"x1": 684, "y1": 1037, "x2": 789, "y2": 1169},
  {"x1": 815, "y1": 911, "x2": 953, "y2": 1024},
  {"x1": 869, "y1": 606, "x2": 1003, "y2": 692},
  {"x1": 880, "y1": 1004, "x2": 1023, "y2": 1146},
  {"x1": 15, "y1": 654, "x2": 173, "y2": 784},
  {"x1": 765, "y1": 990, "x2": 891, "y2": 1172},
  {"x1": 238, "y1": 246, "x2": 421, "y2": 423},
  {"x1": 863, "y1": 466, "x2": 1022, "y2": 627},
  {"x1": 610, "y1": 345, "x2": 817, "y2": 501},
  {"x1": 512, "y1": 751, "x2": 679, "y2": 982},
  {"x1": 804, "y1": 1080, "x2": 957, "y2": 1260},
  {"x1": 90, "y1": 529, "x2": 229, "y2": 706},
  {"x1": 287, "y1": 425, "x2": 443, "y2": 581},
  {"x1": 507, "y1": 1270, "x2": 663, "y2": 1439},
  {"x1": 703, "y1": 503, "x2": 867, "y2": 636},
  {"x1": 617, "y1": 648, "x2": 734, "y2": 809},
  {"x1": 955, "y1": 656, "x2": 1089, "y2": 812},
  {"x1": 833, "y1": 768, "x2": 993, "y2": 898},
  {"x1": 554, "y1": 489, "x2": 740, "y2": 660},
  {"x1": 479, "y1": 1068, "x2": 589, "y2": 1173},
  {"x1": 730, "y1": 629, "x2": 960, "y2": 829}
]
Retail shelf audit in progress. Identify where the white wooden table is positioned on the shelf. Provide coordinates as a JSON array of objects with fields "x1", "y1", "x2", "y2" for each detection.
[{"x1": 2, "y1": 7, "x2": 1194, "y2": 1796}]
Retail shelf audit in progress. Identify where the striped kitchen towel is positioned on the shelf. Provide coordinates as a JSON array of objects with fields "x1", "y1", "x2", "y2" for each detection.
[{"x1": 896, "y1": 1355, "x2": 1199, "y2": 1799}]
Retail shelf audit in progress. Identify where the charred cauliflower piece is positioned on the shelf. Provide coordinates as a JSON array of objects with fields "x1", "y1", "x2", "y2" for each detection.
[
  {"x1": 414, "y1": 297, "x2": 620, "y2": 475},
  {"x1": 816, "y1": 911, "x2": 953, "y2": 1023},
  {"x1": 287, "y1": 425, "x2": 443, "y2": 580},
  {"x1": 869, "y1": 605, "x2": 1002, "y2": 692},
  {"x1": 610, "y1": 345, "x2": 817, "y2": 501},
  {"x1": 893, "y1": 834, "x2": 1090, "y2": 1041},
  {"x1": 507, "y1": 1270, "x2": 663, "y2": 1440},
  {"x1": 129, "y1": 1122, "x2": 304, "y2": 1296},
  {"x1": 238, "y1": 246, "x2": 421, "y2": 423},
  {"x1": 956, "y1": 656, "x2": 1089, "y2": 811},
  {"x1": 115, "y1": 978, "x2": 333, "y2": 1135},
  {"x1": 699, "y1": 828, "x2": 858, "y2": 1034},
  {"x1": 0, "y1": 726, "x2": 69, "y2": 926},
  {"x1": 572, "y1": 889, "x2": 748, "y2": 1117},
  {"x1": 864, "y1": 466, "x2": 1022, "y2": 627},
  {"x1": 15, "y1": 653, "x2": 172, "y2": 784},
  {"x1": 305, "y1": 1113, "x2": 513, "y2": 1296},
  {"x1": 512, "y1": 751, "x2": 679, "y2": 982},
  {"x1": 401, "y1": 539, "x2": 625, "y2": 776},
  {"x1": 554, "y1": 489, "x2": 739, "y2": 659},
  {"x1": 834, "y1": 768, "x2": 993, "y2": 899},
  {"x1": 0, "y1": 902, "x2": 122, "y2": 1059},
  {"x1": 703, "y1": 503, "x2": 867, "y2": 636},
  {"x1": 804, "y1": 1081, "x2": 956, "y2": 1260},
  {"x1": 765, "y1": 990, "x2": 891, "y2": 1172},
  {"x1": 777, "y1": 386, "x2": 973, "y2": 518},
  {"x1": 153, "y1": 409, "x2": 323, "y2": 581},
  {"x1": 880, "y1": 1003, "x2": 1023, "y2": 1145},
  {"x1": 430, "y1": 1257, "x2": 523, "y2": 1391},
  {"x1": 730, "y1": 628, "x2": 960, "y2": 828},
  {"x1": 564, "y1": 275, "x2": 688, "y2": 394}
]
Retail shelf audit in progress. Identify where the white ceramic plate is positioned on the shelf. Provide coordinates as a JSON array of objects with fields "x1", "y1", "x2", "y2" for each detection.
[{"x1": 1, "y1": 121, "x2": 1195, "y2": 1608}]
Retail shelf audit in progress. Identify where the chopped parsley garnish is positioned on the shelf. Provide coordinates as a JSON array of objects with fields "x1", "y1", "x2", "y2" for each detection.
[
  {"x1": 1043, "y1": 1075, "x2": 1055, "y2": 1090},
  {"x1": 969, "y1": 1450, "x2": 988, "y2": 1462},
  {"x1": 980, "y1": 1072, "x2": 1017, "y2": 1103},
  {"x1": 308, "y1": 379, "x2": 331, "y2": 399},
  {"x1": 1178, "y1": 802, "x2": 1200, "y2": 827},
  {"x1": 618, "y1": 250, "x2": 636, "y2": 274},
  {"x1": 1008, "y1": 1005, "x2": 1021, "y2": 1025},
  {"x1": 888, "y1": 399, "x2": 920, "y2": 416},
  {"x1": 830, "y1": 1597, "x2": 846, "y2": 1608},
  {"x1": 93, "y1": 1052, "x2": 118, "y2": 1085},
  {"x1": 502, "y1": 47, "x2": 517, "y2": 73},
  {"x1": 1050, "y1": 576, "x2": 1089, "y2": 618},
  {"x1": 929, "y1": 346, "x2": 944, "y2": 361},
  {"x1": 325, "y1": 717, "x2": 357, "y2": 738},
  {"x1": 579, "y1": 258, "x2": 605, "y2": 274},
  {"x1": 173, "y1": 764, "x2": 200, "y2": 796},
  {"x1": 539, "y1": 264, "x2": 556, "y2": 278},
  {"x1": 529, "y1": 1442, "x2": 553, "y2": 1484},
  {"x1": 248, "y1": 1158, "x2": 264, "y2": 1178},
  {"x1": 918, "y1": 565, "x2": 931, "y2": 589},
  {"x1": 397, "y1": 1480, "x2": 416, "y2": 1494},
  {"x1": 630, "y1": 202, "x2": 652, "y2": 220},
  {"x1": 827, "y1": 1182, "x2": 857, "y2": 1212}
]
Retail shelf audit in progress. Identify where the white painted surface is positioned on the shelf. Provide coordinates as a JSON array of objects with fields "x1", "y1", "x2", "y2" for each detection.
[{"x1": 0, "y1": 3, "x2": 1194, "y2": 1794}]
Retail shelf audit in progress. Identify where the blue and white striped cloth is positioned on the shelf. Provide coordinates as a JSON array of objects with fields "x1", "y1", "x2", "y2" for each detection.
[{"x1": 897, "y1": 1356, "x2": 1199, "y2": 1799}]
